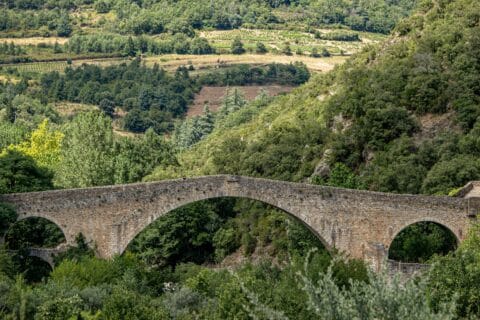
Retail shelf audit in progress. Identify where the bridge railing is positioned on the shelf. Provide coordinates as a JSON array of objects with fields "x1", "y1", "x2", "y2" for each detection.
[{"x1": 386, "y1": 259, "x2": 430, "y2": 276}]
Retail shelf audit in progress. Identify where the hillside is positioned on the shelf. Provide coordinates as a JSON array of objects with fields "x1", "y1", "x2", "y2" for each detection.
[{"x1": 147, "y1": 0, "x2": 480, "y2": 196}]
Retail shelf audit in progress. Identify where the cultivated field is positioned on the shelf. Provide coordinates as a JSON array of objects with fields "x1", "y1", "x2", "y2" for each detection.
[
  {"x1": 0, "y1": 37, "x2": 69, "y2": 45},
  {"x1": 188, "y1": 85, "x2": 294, "y2": 117},
  {"x1": 199, "y1": 28, "x2": 385, "y2": 55},
  {"x1": 145, "y1": 54, "x2": 347, "y2": 73},
  {"x1": 1, "y1": 53, "x2": 346, "y2": 77}
]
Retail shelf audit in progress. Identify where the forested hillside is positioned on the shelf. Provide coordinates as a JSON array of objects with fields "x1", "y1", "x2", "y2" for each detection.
[
  {"x1": 2, "y1": 0, "x2": 416, "y2": 35},
  {"x1": 1, "y1": 0, "x2": 480, "y2": 319},
  {"x1": 149, "y1": 0, "x2": 480, "y2": 196}
]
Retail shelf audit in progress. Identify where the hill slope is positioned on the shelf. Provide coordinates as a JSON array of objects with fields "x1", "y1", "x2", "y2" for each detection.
[{"x1": 147, "y1": 0, "x2": 480, "y2": 196}]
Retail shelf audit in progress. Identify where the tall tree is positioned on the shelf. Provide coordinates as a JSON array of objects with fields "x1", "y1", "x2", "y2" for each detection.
[{"x1": 55, "y1": 111, "x2": 115, "y2": 188}]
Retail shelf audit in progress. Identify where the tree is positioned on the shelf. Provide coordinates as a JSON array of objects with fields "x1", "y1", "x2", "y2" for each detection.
[
  {"x1": 0, "y1": 150, "x2": 53, "y2": 194},
  {"x1": 55, "y1": 111, "x2": 115, "y2": 188},
  {"x1": 190, "y1": 38, "x2": 214, "y2": 54},
  {"x1": 7, "y1": 119, "x2": 63, "y2": 170},
  {"x1": 427, "y1": 223, "x2": 480, "y2": 318},
  {"x1": 99, "y1": 99, "x2": 115, "y2": 118},
  {"x1": 0, "y1": 202, "x2": 17, "y2": 237},
  {"x1": 282, "y1": 43, "x2": 292, "y2": 56},
  {"x1": 125, "y1": 36, "x2": 136, "y2": 57},
  {"x1": 114, "y1": 129, "x2": 177, "y2": 184},
  {"x1": 255, "y1": 42, "x2": 268, "y2": 54},
  {"x1": 231, "y1": 37, "x2": 245, "y2": 55},
  {"x1": 56, "y1": 13, "x2": 72, "y2": 37}
]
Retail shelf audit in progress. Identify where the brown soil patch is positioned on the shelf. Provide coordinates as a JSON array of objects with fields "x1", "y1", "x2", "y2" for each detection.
[
  {"x1": 187, "y1": 85, "x2": 294, "y2": 118},
  {"x1": 145, "y1": 54, "x2": 347, "y2": 73},
  {"x1": 415, "y1": 112, "x2": 461, "y2": 142},
  {"x1": 0, "y1": 37, "x2": 68, "y2": 45}
]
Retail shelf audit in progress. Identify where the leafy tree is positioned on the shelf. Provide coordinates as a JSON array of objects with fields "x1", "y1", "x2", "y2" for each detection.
[
  {"x1": 128, "y1": 200, "x2": 228, "y2": 267},
  {"x1": 0, "y1": 202, "x2": 16, "y2": 237},
  {"x1": 55, "y1": 111, "x2": 115, "y2": 188},
  {"x1": 422, "y1": 155, "x2": 480, "y2": 195},
  {"x1": 389, "y1": 222, "x2": 457, "y2": 263},
  {"x1": 231, "y1": 37, "x2": 245, "y2": 55},
  {"x1": 0, "y1": 150, "x2": 53, "y2": 194},
  {"x1": 255, "y1": 42, "x2": 268, "y2": 54},
  {"x1": 56, "y1": 12, "x2": 72, "y2": 37},
  {"x1": 114, "y1": 129, "x2": 177, "y2": 184},
  {"x1": 125, "y1": 36, "x2": 136, "y2": 57},
  {"x1": 99, "y1": 99, "x2": 115, "y2": 118},
  {"x1": 282, "y1": 43, "x2": 292, "y2": 56},
  {"x1": 427, "y1": 223, "x2": 480, "y2": 318},
  {"x1": 7, "y1": 119, "x2": 63, "y2": 170}
]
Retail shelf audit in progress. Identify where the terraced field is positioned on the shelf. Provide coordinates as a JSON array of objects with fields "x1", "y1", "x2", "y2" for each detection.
[{"x1": 200, "y1": 28, "x2": 385, "y2": 55}]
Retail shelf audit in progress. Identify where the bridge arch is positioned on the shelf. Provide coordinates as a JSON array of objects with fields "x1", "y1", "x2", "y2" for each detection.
[
  {"x1": 116, "y1": 194, "x2": 332, "y2": 257},
  {"x1": 5, "y1": 216, "x2": 67, "y2": 250},
  {"x1": 388, "y1": 218, "x2": 460, "y2": 247},
  {"x1": 386, "y1": 219, "x2": 461, "y2": 263}
]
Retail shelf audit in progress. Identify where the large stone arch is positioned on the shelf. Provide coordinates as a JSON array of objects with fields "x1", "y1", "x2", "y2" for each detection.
[
  {"x1": 110, "y1": 176, "x2": 336, "y2": 257},
  {"x1": 118, "y1": 195, "x2": 332, "y2": 257}
]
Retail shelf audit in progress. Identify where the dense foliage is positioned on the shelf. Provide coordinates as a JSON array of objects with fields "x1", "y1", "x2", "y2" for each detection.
[{"x1": 0, "y1": 0, "x2": 418, "y2": 38}]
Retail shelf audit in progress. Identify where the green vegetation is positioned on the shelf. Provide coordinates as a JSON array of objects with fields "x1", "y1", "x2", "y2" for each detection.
[
  {"x1": 1, "y1": 0, "x2": 480, "y2": 318},
  {"x1": 0, "y1": 0, "x2": 417, "y2": 37}
]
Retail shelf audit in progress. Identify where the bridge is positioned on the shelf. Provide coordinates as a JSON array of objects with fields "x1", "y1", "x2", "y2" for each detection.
[{"x1": 1, "y1": 175, "x2": 479, "y2": 270}]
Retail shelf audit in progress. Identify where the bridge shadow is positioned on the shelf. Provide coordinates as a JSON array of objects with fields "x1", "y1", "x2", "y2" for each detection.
[
  {"x1": 4, "y1": 217, "x2": 66, "y2": 282},
  {"x1": 124, "y1": 197, "x2": 329, "y2": 269},
  {"x1": 387, "y1": 221, "x2": 458, "y2": 266}
]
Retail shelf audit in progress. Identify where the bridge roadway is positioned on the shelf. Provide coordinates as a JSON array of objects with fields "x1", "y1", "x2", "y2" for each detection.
[{"x1": 1, "y1": 175, "x2": 479, "y2": 270}]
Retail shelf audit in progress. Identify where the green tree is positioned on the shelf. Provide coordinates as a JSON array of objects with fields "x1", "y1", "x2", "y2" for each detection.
[
  {"x1": 282, "y1": 43, "x2": 292, "y2": 56},
  {"x1": 55, "y1": 111, "x2": 115, "y2": 188},
  {"x1": 0, "y1": 150, "x2": 53, "y2": 194},
  {"x1": 0, "y1": 203, "x2": 16, "y2": 237},
  {"x1": 389, "y1": 222, "x2": 457, "y2": 263},
  {"x1": 231, "y1": 37, "x2": 245, "y2": 55},
  {"x1": 255, "y1": 42, "x2": 268, "y2": 54},
  {"x1": 125, "y1": 36, "x2": 136, "y2": 57},
  {"x1": 56, "y1": 13, "x2": 72, "y2": 37},
  {"x1": 99, "y1": 99, "x2": 115, "y2": 118},
  {"x1": 427, "y1": 223, "x2": 480, "y2": 318}
]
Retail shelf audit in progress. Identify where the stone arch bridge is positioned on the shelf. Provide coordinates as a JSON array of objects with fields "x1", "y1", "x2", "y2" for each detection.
[{"x1": 1, "y1": 175, "x2": 479, "y2": 270}]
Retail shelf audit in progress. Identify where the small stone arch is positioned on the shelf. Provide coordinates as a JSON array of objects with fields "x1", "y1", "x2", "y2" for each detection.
[
  {"x1": 386, "y1": 219, "x2": 459, "y2": 262},
  {"x1": 4, "y1": 216, "x2": 68, "y2": 266},
  {"x1": 117, "y1": 196, "x2": 332, "y2": 257},
  {"x1": 388, "y1": 218, "x2": 460, "y2": 248}
]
